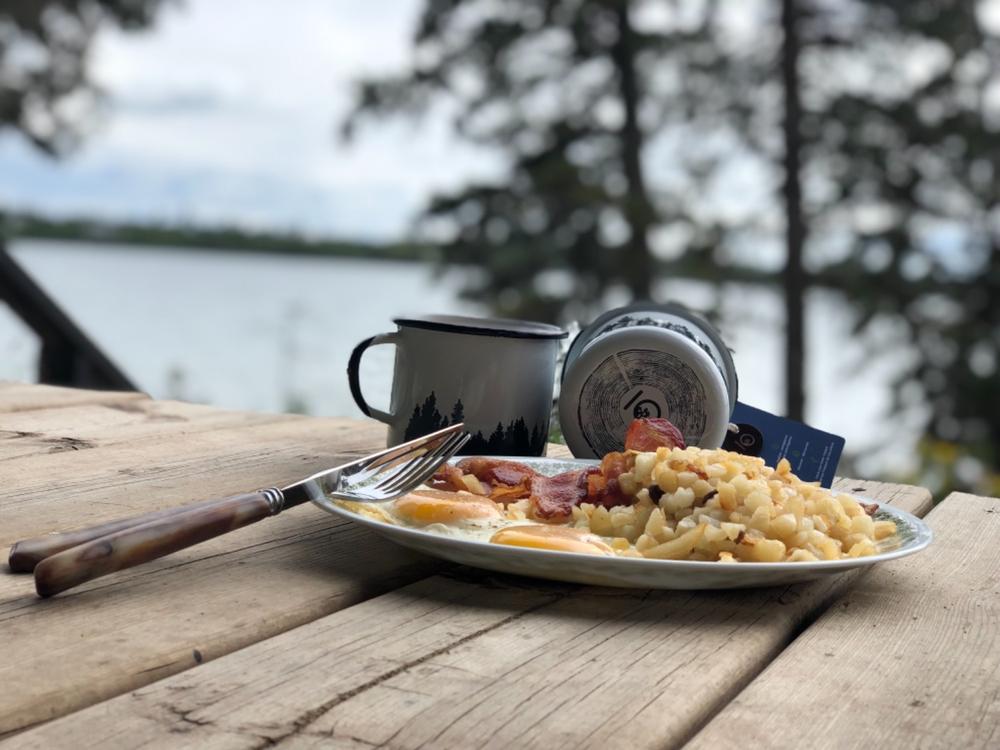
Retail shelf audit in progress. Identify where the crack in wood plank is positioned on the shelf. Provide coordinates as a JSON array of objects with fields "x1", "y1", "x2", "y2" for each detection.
[
  {"x1": 0, "y1": 388, "x2": 937, "y2": 749},
  {"x1": 136, "y1": 660, "x2": 183, "y2": 676},
  {"x1": 44, "y1": 436, "x2": 96, "y2": 452},
  {"x1": 161, "y1": 702, "x2": 214, "y2": 730},
  {"x1": 241, "y1": 594, "x2": 568, "y2": 749}
]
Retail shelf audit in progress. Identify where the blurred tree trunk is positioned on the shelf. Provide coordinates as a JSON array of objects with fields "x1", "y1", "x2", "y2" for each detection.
[
  {"x1": 780, "y1": 0, "x2": 805, "y2": 421},
  {"x1": 345, "y1": 1, "x2": 731, "y2": 321},
  {"x1": 611, "y1": 0, "x2": 654, "y2": 302}
]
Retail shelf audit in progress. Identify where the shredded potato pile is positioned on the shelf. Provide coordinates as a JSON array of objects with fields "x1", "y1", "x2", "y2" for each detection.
[{"x1": 571, "y1": 446, "x2": 898, "y2": 562}]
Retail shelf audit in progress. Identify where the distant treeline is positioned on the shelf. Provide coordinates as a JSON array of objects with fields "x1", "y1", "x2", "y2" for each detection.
[
  {"x1": 0, "y1": 211, "x2": 437, "y2": 262},
  {"x1": 0, "y1": 211, "x2": 781, "y2": 287}
]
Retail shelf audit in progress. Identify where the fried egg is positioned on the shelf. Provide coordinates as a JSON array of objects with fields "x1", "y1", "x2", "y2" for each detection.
[
  {"x1": 490, "y1": 525, "x2": 614, "y2": 556},
  {"x1": 355, "y1": 487, "x2": 618, "y2": 555},
  {"x1": 392, "y1": 489, "x2": 503, "y2": 527}
]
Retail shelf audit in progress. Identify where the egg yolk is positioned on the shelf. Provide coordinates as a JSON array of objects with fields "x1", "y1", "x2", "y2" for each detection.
[
  {"x1": 490, "y1": 525, "x2": 614, "y2": 556},
  {"x1": 393, "y1": 489, "x2": 502, "y2": 526}
]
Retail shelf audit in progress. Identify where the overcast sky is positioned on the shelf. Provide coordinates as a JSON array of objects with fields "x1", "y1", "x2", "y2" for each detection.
[
  {"x1": 5, "y1": 1, "x2": 993, "y2": 247},
  {"x1": 0, "y1": 0, "x2": 502, "y2": 241}
]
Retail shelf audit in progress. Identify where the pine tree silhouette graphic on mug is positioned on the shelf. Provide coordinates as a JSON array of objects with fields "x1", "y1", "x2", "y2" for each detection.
[{"x1": 403, "y1": 392, "x2": 545, "y2": 456}]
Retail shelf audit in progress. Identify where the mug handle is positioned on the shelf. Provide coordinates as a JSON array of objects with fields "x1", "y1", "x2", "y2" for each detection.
[{"x1": 347, "y1": 332, "x2": 400, "y2": 424}]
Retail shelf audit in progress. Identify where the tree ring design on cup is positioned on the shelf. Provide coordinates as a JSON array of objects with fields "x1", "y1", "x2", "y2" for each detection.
[{"x1": 577, "y1": 349, "x2": 707, "y2": 457}]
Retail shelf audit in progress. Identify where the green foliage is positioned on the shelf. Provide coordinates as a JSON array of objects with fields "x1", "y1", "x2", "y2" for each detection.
[
  {"x1": 347, "y1": 0, "x2": 1000, "y2": 493},
  {"x1": 790, "y1": 1, "x2": 1000, "y2": 495},
  {"x1": 4, "y1": 0, "x2": 996, "y2": 491},
  {"x1": 0, "y1": 0, "x2": 170, "y2": 154},
  {"x1": 1, "y1": 211, "x2": 437, "y2": 261},
  {"x1": 344, "y1": 0, "x2": 743, "y2": 322}
]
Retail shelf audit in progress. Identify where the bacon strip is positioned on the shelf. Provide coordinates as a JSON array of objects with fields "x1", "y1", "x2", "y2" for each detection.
[
  {"x1": 582, "y1": 452, "x2": 633, "y2": 510},
  {"x1": 625, "y1": 417, "x2": 686, "y2": 452},
  {"x1": 529, "y1": 468, "x2": 598, "y2": 519},
  {"x1": 430, "y1": 417, "x2": 682, "y2": 520},
  {"x1": 455, "y1": 457, "x2": 539, "y2": 488},
  {"x1": 430, "y1": 457, "x2": 538, "y2": 503},
  {"x1": 432, "y1": 458, "x2": 631, "y2": 520}
]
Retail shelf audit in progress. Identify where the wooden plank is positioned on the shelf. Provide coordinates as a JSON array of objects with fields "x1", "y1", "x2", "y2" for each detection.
[
  {"x1": 0, "y1": 414, "x2": 385, "y2": 543},
  {"x1": 0, "y1": 420, "x2": 576, "y2": 548},
  {"x1": 2, "y1": 482, "x2": 932, "y2": 749},
  {"x1": 546, "y1": 442, "x2": 573, "y2": 459},
  {"x1": 0, "y1": 399, "x2": 287, "y2": 463},
  {"x1": 684, "y1": 491, "x2": 1000, "y2": 750},
  {"x1": 0, "y1": 387, "x2": 575, "y2": 737},
  {"x1": 0, "y1": 402, "x2": 454, "y2": 737},
  {"x1": 0, "y1": 382, "x2": 146, "y2": 414},
  {"x1": 832, "y1": 476, "x2": 934, "y2": 515},
  {"x1": 0, "y1": 518, "x2": 443, "y2": 739}
]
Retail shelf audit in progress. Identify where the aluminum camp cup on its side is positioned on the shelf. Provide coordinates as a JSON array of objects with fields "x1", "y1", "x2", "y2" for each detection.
[{"x1": 559, "y1": 303, "x2": 738, "y2": 459}]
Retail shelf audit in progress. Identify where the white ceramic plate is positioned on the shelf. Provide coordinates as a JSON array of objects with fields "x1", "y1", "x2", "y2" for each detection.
[{"x1": 315, "y1": 457, "x2": 933, "y2": 589}]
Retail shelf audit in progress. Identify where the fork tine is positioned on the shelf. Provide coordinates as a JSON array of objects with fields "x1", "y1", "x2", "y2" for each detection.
[
  {"x1": 378, "y1": 433, "x2": 469, "y2": 497},
  {"x1": 375, "y1": 431, "x2": 469, "y2": 495},
  {"x1": 389, "y1": 440, "x2": 470, "y2": 494},
  {"x1": 336, "y1": 423, "x2": 465, "y2": 483},
  {"x1": 399, "y1": 431, "x2": 470, "y2": 488},
  {"x1": 335, "y1": 434, "x2": 464, "y2": 503},
  {"x1": 373, "y1": 431, "x2": 467, "y2": 495}
]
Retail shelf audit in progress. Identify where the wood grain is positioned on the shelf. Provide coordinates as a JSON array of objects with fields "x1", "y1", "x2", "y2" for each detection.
[
  {"x1": 546, "y1": 442, "x2": 573, "y2": 459},
  {"x1": 0, "y1": 411, "x2": 382, "y2": 544},
  {"x1": 831, "y1": 476, "x2": 934, "y2": 513},
  {"x1": 0, "y1": 383, "x2": 146, "y2": 414},
  {"x1": 0, "y1": 398, "x2": 286, "y2": 463},
  {"x1": 0, "y1": 385, "x2": 575, "y2": 736},
  {"x1": 2, "y1": 481, "x2": 933, "y2": 749},
  {"x1": 0, "y1": 392, "x2": 448, "y2": 736},
  {"x1": 684, "y1": 491, "x2": 1000, "y2": 750}
]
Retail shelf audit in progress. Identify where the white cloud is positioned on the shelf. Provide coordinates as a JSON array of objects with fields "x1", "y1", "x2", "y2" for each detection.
[{"x1": 0, "y1": 0, "x2": 504, "y2": 240}]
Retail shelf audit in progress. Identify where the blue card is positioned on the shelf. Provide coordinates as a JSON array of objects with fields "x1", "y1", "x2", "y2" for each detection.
[{"x1": 722, "y1": 401, "x2": 845, "y2": 488}]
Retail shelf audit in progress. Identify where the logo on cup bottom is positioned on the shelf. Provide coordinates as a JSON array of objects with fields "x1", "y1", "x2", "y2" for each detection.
[{"x1": 620, "y1": 385, "x2": 668, "y2": 422}]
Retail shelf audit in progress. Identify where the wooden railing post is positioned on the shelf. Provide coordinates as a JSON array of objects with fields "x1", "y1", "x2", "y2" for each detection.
[{"x1": 0, "y1": 240, "x2": 136, "y2": 390}]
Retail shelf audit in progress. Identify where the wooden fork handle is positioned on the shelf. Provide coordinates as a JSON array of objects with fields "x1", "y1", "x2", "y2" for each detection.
[
  {"x1": 8, "y1": 497, "x2": 226, "y2": 573},
  {"x1": 33, "y1": 489, "x2": 283, "y2": 598}
]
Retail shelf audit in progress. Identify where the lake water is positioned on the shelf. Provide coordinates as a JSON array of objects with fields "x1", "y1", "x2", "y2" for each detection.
[{"x1": 1, "y1": 239, "x2": 919, "y2": 476}]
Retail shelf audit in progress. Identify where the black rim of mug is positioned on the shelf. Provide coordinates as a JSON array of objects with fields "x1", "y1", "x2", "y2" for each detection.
[{"x1": 393, "y1": 315, "x2": 567, "y2": 341}]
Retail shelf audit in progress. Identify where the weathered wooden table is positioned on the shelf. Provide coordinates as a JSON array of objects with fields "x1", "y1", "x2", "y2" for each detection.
[{"x1": 0, "y1": 384, "x2": 997, "y2": 749}]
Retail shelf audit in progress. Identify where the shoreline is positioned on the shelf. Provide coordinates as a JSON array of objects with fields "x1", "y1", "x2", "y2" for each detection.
[
  {"x1": 1, "y1": 214, "x2": 436, "y2": 263},
  {"x1": 1, "y1": 214, "x2": 783, "y2": 287}
]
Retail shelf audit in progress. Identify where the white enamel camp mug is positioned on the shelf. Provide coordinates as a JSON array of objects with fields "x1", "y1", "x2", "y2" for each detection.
[{"x1": 348, "y1": 315, "x2": 567, "y2": 456}]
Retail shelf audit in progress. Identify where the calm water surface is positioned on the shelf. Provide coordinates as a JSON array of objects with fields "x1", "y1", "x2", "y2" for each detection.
[
  {"x1": 4, "y1": 240, "x2": 486, "y2": 417},
  {"x1": 2, "y1": 240, "x2": 918, "y2": 475}
]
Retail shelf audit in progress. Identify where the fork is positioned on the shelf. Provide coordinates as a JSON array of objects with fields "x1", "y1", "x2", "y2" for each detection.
[{"x1": 14, "y1": 424, "x2": 469, "y2": 598}]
